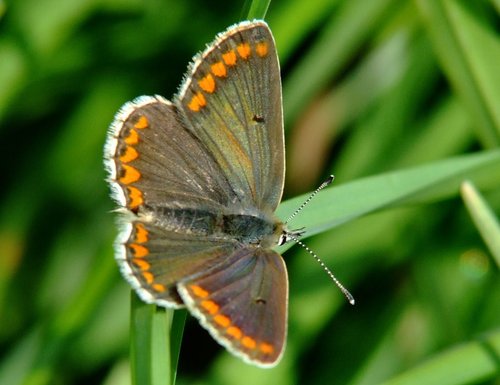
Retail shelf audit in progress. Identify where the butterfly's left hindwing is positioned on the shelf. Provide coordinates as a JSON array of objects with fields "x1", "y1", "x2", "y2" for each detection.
[{"x1": 115, "y1": 218, "x2": 240, "y2": 308}]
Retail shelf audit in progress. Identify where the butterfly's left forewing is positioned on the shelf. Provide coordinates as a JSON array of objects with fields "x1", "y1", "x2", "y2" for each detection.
[{"x1": 104, "y1": 97, "x2": 237, "y2": 213}]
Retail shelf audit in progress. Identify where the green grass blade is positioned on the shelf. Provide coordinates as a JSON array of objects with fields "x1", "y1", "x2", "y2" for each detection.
[
  {"x1": 130, "y1": 295, "x2": 155, "y2": 385},
  {"x1": 241, "y1": 0, "x2": 271, "y2": 20},
  {"x1": 277, "y1": 149, "x2": 500, "y2": 241},
  {"x1": 416, "y1": 0, "x2": 500, "y2": 146},
  {"x1": 460, "y1": 181, "x2": 500, "y2": 267},
  {"x1": 283, "y1": 0, "x2": 398, "y2": 125},
  {"x1": 130, "y1": 293, "x2": 186, "y2": 385},
  {"x1": 169, "y1": 310, "x2": 187, "y2": 385},
  {"x1": 269, "y1": 0, "x2": 341, "y2": 63},
  {"x1": 380, "y1": 328, "x2": 500, "y2": 385}
]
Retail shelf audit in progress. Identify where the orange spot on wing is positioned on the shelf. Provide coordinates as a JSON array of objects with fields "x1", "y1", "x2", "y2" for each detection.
[
  {"x1": 127, "y1": 186, "x2": 143, "y2": 208},
  {"x1": 134, "y1": 223, "x2": 149, "y2": 243},
  {"x1": 237, "y1": 43, "x2": 251, "y2": 59},
  {"x1": 190, "y1": 285, "x2": 209, "y2": 298},
  {"x1": 120, "y1": 146, "x2": 138, "y2": 163},
  {"x1": 222, "y1": 50, "x2": 237, "y2": 66},
  {"x1": 120, "y1": 164, "x2": 141, "y2": 184},
  {"x1": 196, "y1": 92, "x2": 206, "y2": 106},
  {"x1": 214, "y1": 314, "x2": 230, "y2": 328},
  {"x1": 134, "y1": 115, "x2": 149, "y2": 129},
  {"x1": 124, "y1": 129, "x2": 139, "y2": 145},
  {"x1": 259, "y1": 342, "x2": 274, "y2": 354},
  {"x1": 187, "y1": 99, "x2": 199, "y2": 112},
  {"x1": 187, "y1": 92, "x2": 207, "y2": 111},
  {"x1": 241, "y1": 336, "x2": 257, "y2": 349},
  {"x1": 142, "y1": 271, "x2": 154, "y2": 284},
  {"x1": 198, "y1": 74, "x2": 216, "y2": 93},
  {"x1": 129, "y1": 243, "x2": 149, "y2": 257},
  {"x1": 201, "y1": 300, "x2": 219, "y2": 315},
  {"x1": 153, "y1": 283, "x2": 166, "y2": 292},
  {"x1": 132, "y1": 258, "x2": 150, "y2": 270},
  {"x1": 226, "y1": 326, "x2": 242, "y2": 339},
  {"x1": 256, "y1": 42, "x2": 268, "y2": 57},
  {"x1": 211, "y1": 61, "x2": 227, "y2": 77}
]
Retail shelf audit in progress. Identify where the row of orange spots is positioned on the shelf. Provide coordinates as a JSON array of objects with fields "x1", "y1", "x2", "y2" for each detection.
[
  {"x1": 129, "y1": 223, "x2": 166, "y2": 293},
  {"x1": 189, "y1": 284, "x2": 275, "y2": 355},
  {"x1": 187, "y1": 39, "x2": 269, "y2": 112},
  {"x1": 119, "y1": 115, "x2": 149, "y2": 208}
]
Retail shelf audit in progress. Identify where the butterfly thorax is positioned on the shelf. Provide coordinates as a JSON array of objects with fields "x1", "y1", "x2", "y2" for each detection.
[{"x1": 146, "y1": 205, "x2": 285, "y2": 247}]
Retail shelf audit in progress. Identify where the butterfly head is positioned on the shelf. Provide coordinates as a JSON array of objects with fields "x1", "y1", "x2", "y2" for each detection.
[{"x1": 277, "y1": 226, "x2": 306, "y2": 246}]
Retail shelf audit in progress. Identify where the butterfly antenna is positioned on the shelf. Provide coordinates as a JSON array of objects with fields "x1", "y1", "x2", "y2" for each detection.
[
  {"x1": 288, "y1": 234, "x2": 355, "y2": 305},
  {"x1": 285, "y1": 175, "x2": 335, "y2": 225}
]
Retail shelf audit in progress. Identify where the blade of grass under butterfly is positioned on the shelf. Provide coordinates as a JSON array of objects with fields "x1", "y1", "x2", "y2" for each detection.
[
  {"x1": 169, "y1": 309, "x2": 187, "y2": 385},
  {"x1": 130, "y1": 294, "x2": 155, "y2": 385},
  {"x1": 460, "y1": 181, "x2": 500, "y2": 267},
  {"x1": 130, "y1": 294, "x2": 186, "y2": 385}
]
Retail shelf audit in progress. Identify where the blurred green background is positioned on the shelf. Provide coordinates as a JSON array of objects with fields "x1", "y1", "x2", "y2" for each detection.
[{"x1": 1, "y1": 0, "x2": 499, "y2": 384}]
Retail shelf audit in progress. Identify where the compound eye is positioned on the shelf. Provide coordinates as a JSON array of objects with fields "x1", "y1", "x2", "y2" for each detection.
[{"x1": 278, "y1": 234, "x2": 288, "y2": 246}]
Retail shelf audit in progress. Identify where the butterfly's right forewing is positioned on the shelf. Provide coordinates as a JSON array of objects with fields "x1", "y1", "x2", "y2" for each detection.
[{"x1": 176, "y1": 21, "x2": 284, "y2": 213}]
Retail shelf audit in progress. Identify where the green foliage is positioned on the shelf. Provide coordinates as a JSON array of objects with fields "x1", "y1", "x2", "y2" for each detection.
[{"x1": 0, "y1": 0, "x2": 498, "y2": 384}]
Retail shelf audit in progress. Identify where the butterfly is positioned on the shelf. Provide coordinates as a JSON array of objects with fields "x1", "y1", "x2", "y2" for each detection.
[{"x1": 105, "y1": 20, "x2": 308, "y2": 367}]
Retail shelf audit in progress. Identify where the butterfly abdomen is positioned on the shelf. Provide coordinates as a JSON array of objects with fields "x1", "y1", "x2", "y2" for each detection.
[{"x1": 150, "y1": 206, "x2": 280, "y2": 246}]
